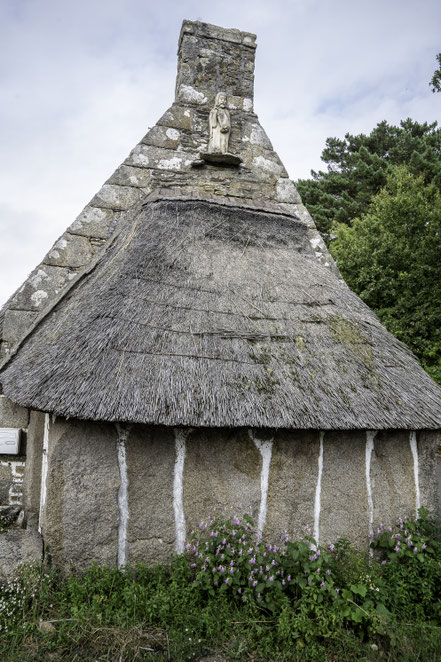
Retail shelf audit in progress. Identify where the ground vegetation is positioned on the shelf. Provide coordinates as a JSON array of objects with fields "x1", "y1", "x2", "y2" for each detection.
[{"x1": 1, "y1": 510, "x2": 441, "y2": 661}]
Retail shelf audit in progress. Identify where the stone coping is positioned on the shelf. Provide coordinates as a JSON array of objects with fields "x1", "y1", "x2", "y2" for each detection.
[{"x1": 179, "y1": 20, "x2": 257, "y2": 51}]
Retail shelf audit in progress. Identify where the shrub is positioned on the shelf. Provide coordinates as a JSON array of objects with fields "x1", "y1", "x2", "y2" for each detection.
[
  {"x1": 186, "y1": 513, "x2": 391, "y2": 643},
  {"x1": 371, "y1": 508, "x2": 441, "y2": 622}
]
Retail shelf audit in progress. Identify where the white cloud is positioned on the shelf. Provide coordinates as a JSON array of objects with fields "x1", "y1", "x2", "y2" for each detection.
[{"x1": 0, "y1": 0, "x2": 440, "y2": 306}]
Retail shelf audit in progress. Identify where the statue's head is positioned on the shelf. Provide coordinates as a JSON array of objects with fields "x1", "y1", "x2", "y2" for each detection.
[{"x1": 215, "y1": 92, "x2": 227, "y2": 108}]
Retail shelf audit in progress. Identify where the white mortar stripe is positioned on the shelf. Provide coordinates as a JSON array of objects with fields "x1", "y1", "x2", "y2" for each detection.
[
  {"x1": 38, "y1": 413, "x2": 50, "y2": 534},
  {"x1": 173, "y1": 428, "x2": 188, "y2": 554},
  {"x1": 313, "y1": 431, "x2": 324, "y2": 548},
  {"x1": 409, "y1": 431, "x2": 421, "y2": 518},
  {"x1": 365, "y1": 430, "x2": 376, "y2": 556},
  {"x1": 250, "y1": 430, "x2": 273, "y2": 542},
  {"x1": 116, "y1": 424, "x2": 130, "y2": 569}
]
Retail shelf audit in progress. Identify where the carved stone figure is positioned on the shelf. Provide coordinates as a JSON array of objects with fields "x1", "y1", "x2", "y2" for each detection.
[{"x1": 208, "y1": 92, "x2": 230, "y2": 154}]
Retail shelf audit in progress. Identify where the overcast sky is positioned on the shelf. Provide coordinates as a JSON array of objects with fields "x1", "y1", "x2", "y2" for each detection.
[{"x1": 0, "y1": 0, "x2": 440, "y2": 307}]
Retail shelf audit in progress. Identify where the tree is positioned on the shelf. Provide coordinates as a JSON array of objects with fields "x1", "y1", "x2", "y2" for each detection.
[
  {"x1": 296, "y1": 120, "x2": 441, "y2": 237},
  {"x1": 430, "y1": 53, "x2": 441, "y2": 93},
  {"x1": 330, "y1": 167, "x2": 441, "y2": 384}
]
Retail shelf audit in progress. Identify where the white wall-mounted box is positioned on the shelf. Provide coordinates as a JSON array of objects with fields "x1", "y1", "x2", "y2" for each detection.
[{"x1": 0, "y1": 428, "x2": 21, "y2": 455}]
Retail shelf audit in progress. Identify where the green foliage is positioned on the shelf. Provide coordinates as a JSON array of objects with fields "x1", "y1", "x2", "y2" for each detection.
[
  {"x1": 371, "y1": 508, "x2": 441, "y2": 623},
  {"x1": 330, "y1": 166, "x2": 441, "y2": 383},
  {"x1": 430, "y1": 53, "x2": 441, "y2": 93},
  {"x1": 187, "y1": 513, "x2": 391, "y2": 645},
  {"x1": 1, "y1": 512, "x2": 441, "y2": 660},
  {"x1": 187, "y1": 513, "x2": 289, "y2": 612},
  {"x1": 296, "y1": 119, "x2": 441, "y2": 236}
]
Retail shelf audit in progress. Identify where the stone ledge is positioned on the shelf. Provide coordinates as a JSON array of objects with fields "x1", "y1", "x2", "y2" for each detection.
[
  {"x1": 9, "y1": 264, "x2": 76, "y2": 312},
  {"x1": 70, "y1": 205, "x2": 115, "y2": 239},
  {"x1": 90, "y1": 184, "x2": 145, "y2": 211}
]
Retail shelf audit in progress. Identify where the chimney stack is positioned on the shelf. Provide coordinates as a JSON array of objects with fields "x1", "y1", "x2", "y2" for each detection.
[{"x1": 175, "y1": 20, "x2": 257, "y2": 112}]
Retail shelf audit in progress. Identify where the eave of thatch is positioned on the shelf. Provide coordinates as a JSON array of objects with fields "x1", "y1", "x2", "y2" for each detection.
[{"x1": 1, "y1": 197, "x2": 441, "y2": 429}]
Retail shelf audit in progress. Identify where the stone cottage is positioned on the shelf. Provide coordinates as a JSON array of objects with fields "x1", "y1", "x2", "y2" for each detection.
[{"x1": 1, "y1": 20, "x2": 440, "y2": 569}]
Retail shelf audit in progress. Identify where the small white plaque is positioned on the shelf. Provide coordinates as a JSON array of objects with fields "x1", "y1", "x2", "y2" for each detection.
[{"x1": 0, "y1": 428, "x2": 21, "y2": 455}]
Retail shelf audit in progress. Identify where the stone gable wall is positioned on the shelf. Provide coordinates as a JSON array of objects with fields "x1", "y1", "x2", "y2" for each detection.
[{"x1": 0, "y1": 20, "x2": 333, "y2": 362}]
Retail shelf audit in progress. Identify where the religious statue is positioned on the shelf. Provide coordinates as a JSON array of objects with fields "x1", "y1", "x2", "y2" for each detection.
[
  {"x1": 192, "y1": 91, "x2": 242, "y2": 166},
  {"x1": 208, "y1": 92, "x2": 230, "y2": 154}
]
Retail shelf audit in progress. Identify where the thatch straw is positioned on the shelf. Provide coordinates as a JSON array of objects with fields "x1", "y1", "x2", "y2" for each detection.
[{"x1": 1, "y1": 197, "x2": 441, "y2": 429}]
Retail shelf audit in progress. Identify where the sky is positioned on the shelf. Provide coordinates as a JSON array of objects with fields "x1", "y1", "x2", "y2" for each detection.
[{"x1": 0, "y1": 0, "x2": 440, "y2": 307}]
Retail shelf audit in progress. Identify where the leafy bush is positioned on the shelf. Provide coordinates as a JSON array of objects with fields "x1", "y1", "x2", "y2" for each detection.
[
  {"x1": 330, "y1": 167, "x2": 441, "y2": 383},
  {"x1": 187, "y1": 513, "x2": 391, "y2": 643},
  {"x1": 371, "y1": 508, "x2": 441, "y2": 622}
]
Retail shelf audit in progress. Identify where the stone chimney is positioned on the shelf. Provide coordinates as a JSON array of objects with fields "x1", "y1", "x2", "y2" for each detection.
[{"x1": 175, "y1": 20, "x2": 256, "y2": 112}]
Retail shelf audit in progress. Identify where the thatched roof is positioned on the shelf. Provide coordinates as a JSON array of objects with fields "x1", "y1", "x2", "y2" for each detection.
[{"x1": 1, "y1": 194, "x2": 441, "y2": 429}]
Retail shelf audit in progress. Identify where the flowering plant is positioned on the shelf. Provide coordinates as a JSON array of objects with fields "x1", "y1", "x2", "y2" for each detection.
[
  {"x1": 369, "y1": 508, "x2": 441, "y2": 622},
  {"x1": 186, "y1": 513, "x2": 337, "y2": 614},
  {"x1": 370, "y1": 509, "x2": 433, "y2": 563}
]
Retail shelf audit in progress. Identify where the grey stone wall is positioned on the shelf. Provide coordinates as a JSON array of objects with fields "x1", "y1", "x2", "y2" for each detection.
[
  {"x1": 0, "y1": 395, "x2": 28, "y2": 507},
  {"x1": 125, "y1": 425, "x2": 176, "y2": 566},
  {"x1": 21, "y1": 411, "x2": 45, "y2": 522},
  {"x1": 36, "y1": 419, "x2": 439, "y2": 568},
  {"x1": 42, "y1": 419, "x2": 120, "y2": 567}
]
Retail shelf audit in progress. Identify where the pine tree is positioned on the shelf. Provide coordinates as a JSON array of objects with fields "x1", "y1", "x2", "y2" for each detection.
[
  {"x1": 430, "y1": 53, "x2": 441, "y2": 93},
  {"x1": 297, "y1": 119, "x2": 441, "y2": 237}
]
